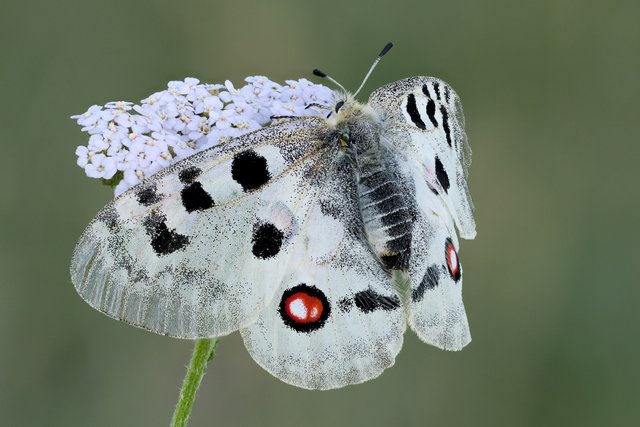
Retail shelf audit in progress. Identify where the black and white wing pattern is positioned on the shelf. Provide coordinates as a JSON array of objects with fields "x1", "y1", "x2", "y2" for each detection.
[
  {"x1": 241, "y1": 152, "x2": 405, "y2": 389},
  {"x1": 71, "y1": 72, "x2": 476, "y2": 389},
  {"x1": 71, "y1": 118, "x2": 330, "y2": 338},
  {"x1": 369, "y1": 76, "x2": 475, "y2": 350},
  {"x1": 405, "y1": 179, "x2": 470, "y2": 350},
  {"x1": 71, "y1": 116, "x2": 405, "y2": 389},
  {"x1": 370, "y1": 76, "x2": 475, "y2": 239}
]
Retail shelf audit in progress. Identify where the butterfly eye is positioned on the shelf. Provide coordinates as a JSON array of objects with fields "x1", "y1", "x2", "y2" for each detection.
[{"x1": 338, "y1": 130, "x2": 352, "y2": 147}]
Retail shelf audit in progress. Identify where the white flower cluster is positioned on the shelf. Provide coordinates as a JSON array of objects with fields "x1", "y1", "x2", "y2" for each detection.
[{"x1": 72, "y1": 77, "x2": 334, "y2": 195}]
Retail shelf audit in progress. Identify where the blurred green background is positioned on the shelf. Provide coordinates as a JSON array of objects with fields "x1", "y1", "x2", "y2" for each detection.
[{"x1": 1, "y1": 0, "x2": 639, "y2": 425}]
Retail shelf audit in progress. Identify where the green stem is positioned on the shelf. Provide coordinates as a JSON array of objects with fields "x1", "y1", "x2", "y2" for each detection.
[{"x1": 170, "y1": 338, "x2": 218, "y2": 427}]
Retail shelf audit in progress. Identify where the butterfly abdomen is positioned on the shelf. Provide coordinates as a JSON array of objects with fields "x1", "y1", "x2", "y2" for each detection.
[
  {"x1": 357, "y1": 161, "x2": 412, "y2": 270},
  {"x1": 348, "y1": 116, "x2": 412, "y2": 271}
]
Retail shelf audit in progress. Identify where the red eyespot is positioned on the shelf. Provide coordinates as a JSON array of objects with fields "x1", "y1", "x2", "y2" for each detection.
[
  {"x1": 279, "y1": 284, "x2": 330, "y2": 333},
  {"x1": 445, "y1": 239, "x2": 461, "y2": 282},
  {"x1": 285, "y1": 292, "x2": 324, "y2": 323}
]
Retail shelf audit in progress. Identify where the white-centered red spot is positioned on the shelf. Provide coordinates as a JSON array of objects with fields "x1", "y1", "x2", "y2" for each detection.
[
  {"x1": 446, "y1": 241, "x2": 460, "y2": 279},
  {"x1": 285, "y1": 292, "x2": 323, "y2": 324}
]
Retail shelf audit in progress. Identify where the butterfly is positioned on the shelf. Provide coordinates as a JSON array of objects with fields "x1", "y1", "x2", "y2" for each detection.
[{"x1": 70, "y1": 43, "x2": 476, "y2": 390}]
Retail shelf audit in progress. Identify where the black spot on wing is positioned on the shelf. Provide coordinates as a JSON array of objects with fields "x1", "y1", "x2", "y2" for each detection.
[
  {"x1": 444, "y1": 85, "x2": 451, "y2": 103},
  {"x1": 412, "y1": 265, "x2": 440, "y2": 302},
  {"x1": 426, "y1": 99, "x2": 438, "y2": 127},
  {"x1": 251, "y1": 222, "x2": 284, "y2": 259},
  {"x1": 435, "y1": 157, "x2": 450, "y2": 193},
  {"x1": 181, "y1": 182, "x2": 214, "y2": 212},
  {"x1": 179, "y1": 166, "x2": 202, "y2": 184},
  {"x1": 422, "y1": 84, "x2": 432, "y2": 99},
  {"x1": 354, "y1": 289, "x2": 401, "y2": 313},
  {"x1": 143, "y1": 212, "x2": 189, "y2": 255},
  {"x1": 231, "y1": 150, "x2": 271, "y2": 192},
  {"x1": 440, "y1": 105, "x2": 452, "y2": 147},
  {"x1": 406, "y1": 94, "x2": 426, "y2": 130},
  {"x1": 433, "y1": 81, "x2": 441, "y2": 100},
  {"x1": 136, "y1": 185, "x2": 162, "y2": 206}
]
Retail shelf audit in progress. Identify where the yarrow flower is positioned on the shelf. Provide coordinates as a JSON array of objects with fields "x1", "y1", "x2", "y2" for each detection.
[{"x1": 72, "y1": 77, "x2": 334, "y2": 195}]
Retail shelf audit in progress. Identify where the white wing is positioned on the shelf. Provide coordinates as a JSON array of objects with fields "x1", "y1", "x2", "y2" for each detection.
[
  {"x1": 241, "y1": 152, "x2": 405, "y2": 389},
  {"x1": 369, "y1": 76, "x2": 474, "y2": 350},
  {"x1": 406, "y1": 179, "x2": 470, "y2": 350},
  {"x1": 71, "y1": 75, "x2": 474, "y2": 387},
  {"x1": 72, "y1": 115, "x2": 406, "y2": 389},
  {"x1": 369, "y1": 76, "x2": 475, "y2": 239},
  {"x1": 70, "y1": 118, "x2": 331, "y2": 338}
]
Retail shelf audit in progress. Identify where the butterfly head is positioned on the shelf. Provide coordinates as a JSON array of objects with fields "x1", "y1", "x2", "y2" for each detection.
[
  {"x1": 326, "y1": 93, "x2": 381, "y2": 152},
  {"x1": 313, "y1": 42, "x2": 393, "y2": 147}
]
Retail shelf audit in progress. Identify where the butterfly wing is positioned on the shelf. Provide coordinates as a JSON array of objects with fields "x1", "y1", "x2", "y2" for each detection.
[
  {"x1": 241, "y1": 150, "x2": 406, "y2": 389},
  {"x1": 369, "y1": 76, "x2": 475, "y2": 239},
  {"x1": 70, "y1": 118, "x2": 332, "y2": 338},
  {"x1": 369, "y1": 76, "x2": 474, "y2": 350},
  {"x1": 405, "y1": 179, "x2": 471, "y2": 350}
]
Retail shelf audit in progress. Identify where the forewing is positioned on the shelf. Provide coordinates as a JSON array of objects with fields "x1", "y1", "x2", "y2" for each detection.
[
  {"x1": 241, "y1": 153, "x2": 406, "y2": 389},
  {"x1": 70, "y1": 118, "x2": 330, "y2": 338},
  {"x1": 369, "y1": 76, "x2": 476, "y2": 239}
]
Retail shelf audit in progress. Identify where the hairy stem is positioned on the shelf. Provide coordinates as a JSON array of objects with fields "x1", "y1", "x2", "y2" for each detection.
[{"x1": 170, "y1": 338, "x2": 218, "y2": 427}]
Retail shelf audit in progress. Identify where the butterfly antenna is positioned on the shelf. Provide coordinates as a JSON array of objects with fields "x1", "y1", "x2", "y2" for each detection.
[
  {"x1": 312, "y1": 68, "x2": 347, "y2": 93},
  {"x1": 353, "y1": 42, "x2": 393, "y2": 98}
]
